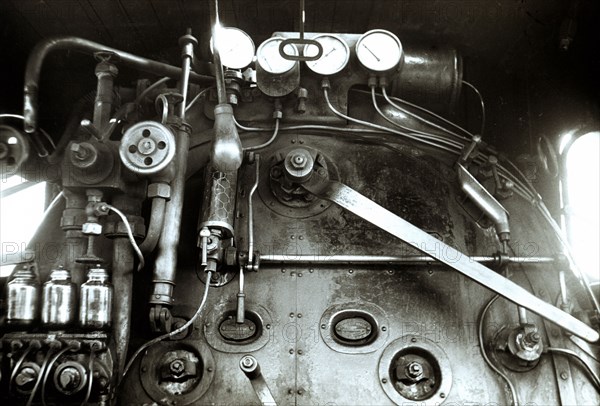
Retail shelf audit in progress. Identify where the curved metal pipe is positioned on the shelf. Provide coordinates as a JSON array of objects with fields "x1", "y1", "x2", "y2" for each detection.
[
  {"x1": 23, "y1": 36, "x2": 214, "y2": 134},
  {"x1": 138, "y1": 197, "x2": 166, "y2": 254}
]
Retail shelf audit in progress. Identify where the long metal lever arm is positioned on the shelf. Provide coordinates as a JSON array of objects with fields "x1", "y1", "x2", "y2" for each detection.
[{"x1": 302, "y1": 179, "x2": 599, "y2": 343}]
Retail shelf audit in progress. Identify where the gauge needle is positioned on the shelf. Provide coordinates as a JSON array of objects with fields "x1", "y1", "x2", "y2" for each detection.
[
  {"x1": 324, "y1": 47, "x2": 336, "y2": 58},
  {"x1": 262, "y1": 57, "x2": 272, "y2": 71},
  {"x1": 362, "y1": 43, "x2": 380, "y2": 62}
]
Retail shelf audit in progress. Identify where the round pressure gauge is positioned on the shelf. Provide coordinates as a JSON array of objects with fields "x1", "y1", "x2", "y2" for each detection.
[
  {"x1": 305, "y1": 34, "x2": 350, "y2": 75},
  {"x1": 211, "y1": 27, "x2": 255, "y2": 69},
  {"x1": 256, "y1": 37, "x2": 298, "y2": 75},
  {"x1": 355, "y1": 29, "x2": 403, "y2": 73}
]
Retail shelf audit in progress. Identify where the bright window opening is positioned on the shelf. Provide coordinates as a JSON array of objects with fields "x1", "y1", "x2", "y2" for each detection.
[
  {"x1": 564, "y1": 131, "x2": 600, "y2": 282},
  {"x1": 0, "y1": 176, "x2": 46, "y2": 277}
]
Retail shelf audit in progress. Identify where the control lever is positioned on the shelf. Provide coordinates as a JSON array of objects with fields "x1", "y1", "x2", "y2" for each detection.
[
  {"x1": 301, "y1": 176, "x2": 599, "y2": 343},
  {"x1": 239, "y1": 355, "x2": 276, "y2": 406}
]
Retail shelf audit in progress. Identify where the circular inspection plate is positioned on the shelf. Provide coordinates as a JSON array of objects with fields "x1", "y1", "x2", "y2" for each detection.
[
  {"x1": 140, "y1": 341, "x2": 214, "y2": 406},
  {"x1": 258, "y1": 145, "x2": 339, "y2": 219},
  {"x1": 119, "y1": 121, "x2": 175, "y2": 175},
  {"x1": 378, "y1": 335, "x2": 452, "y2": 405}
]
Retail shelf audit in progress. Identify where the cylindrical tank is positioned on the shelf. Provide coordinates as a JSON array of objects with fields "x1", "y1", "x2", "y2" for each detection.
[
  {"x1": 6, "y1": 267, "x2": 39, "y2": 326},
  {"x1": 393, "y1": 46, "x2": 463, "y2": 114},
  {"x1": 41, "y1": 267, "x2": 77, "y2": 328},
  {"x1": 198, "y1": 168, "x2": 238, "y2": 238},
  {"x1": 79, "y1": 266, "x2": 113, "y2": 329}
]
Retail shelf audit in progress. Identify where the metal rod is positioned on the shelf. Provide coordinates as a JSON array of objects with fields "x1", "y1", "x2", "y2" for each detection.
[
  {"x1": 247, "y1": 156, "x2": 260, "y2": 269},
  {"x1": 210, "y1": 0, "x2": 227, "y2": 104},
  {"x1": 0, "y1": 180, "x2": 38, "y2": 199},
  {"x1": 23, "y1": 36, "x2": 214, "y2": 134},
  {"x1": 518, "y1": 306, "x2": 528, "y2": 325},
  {"x1": 236, "y1": 267, "x2": 245, "y2": 324},
  {"x1": 177, "y1": 29, "x2": 196, "y2": 119},
  {"x1": 559, "y1": 270, "x2": 569, "y2": 305},
  {"x1": 299, "y1": 0, "x2": 305, "y2": 40},
  {"x1": 259, "y1": 254, "x2": 556, "y2": 265}
]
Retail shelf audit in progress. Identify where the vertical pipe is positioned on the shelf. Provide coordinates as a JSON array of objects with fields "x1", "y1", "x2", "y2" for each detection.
[
  {"x1": 61, "y1": 190, "x2": 87, "y2": 288},
  {"x1": 149, "y1": 31, "x2": 195, "y2": 329},
  {"x1": 93, "y1": 56, "x2": 118, "y2": 131},
  {"x1": 111, "y1": 237, "x2": 133, "y2": 375},
  {"x1": 109, "y1": 194, "x2": 139, "y2": 375},
  {"x1": 210, "y1": 0, "x2": 227, "y2": 105},
  {"x1": 149, "y1": 124, "x2": 190, "y2": 312}
]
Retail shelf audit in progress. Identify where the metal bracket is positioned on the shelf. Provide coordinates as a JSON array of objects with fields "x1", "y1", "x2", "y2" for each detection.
[
  {"x1": 239, "y1": 355, "x2": 277, "y2": 405},
  {"x1": 149, "y1": 305, "x2": 172, "y2": 333},
  {"x1": 301, "y1": 175, "x2": 599, "y2": 343}
]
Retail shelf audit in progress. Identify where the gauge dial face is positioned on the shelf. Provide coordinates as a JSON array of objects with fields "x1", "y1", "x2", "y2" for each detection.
[
  {"x1": 356, "y1": 29, "x2": 403, "y2": 72},
  {"x1": 257, "y1": 37, "x2": 298, "y2": 74},
  {"x1": 211, "y1": 27, "x2": 255, "y2": 69},
  {"x1": 304, "y1": 34, "x2": 350, "y2": 76}
]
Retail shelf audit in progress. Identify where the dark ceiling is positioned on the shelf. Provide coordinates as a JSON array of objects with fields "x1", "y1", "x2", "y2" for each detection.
[{"x1": 0, "y1": 0, "x2": 599, "y2": 156}]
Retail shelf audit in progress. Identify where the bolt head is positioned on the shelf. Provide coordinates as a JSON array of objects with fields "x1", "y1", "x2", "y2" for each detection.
[
  {"x1": 240, "y1": 355, "x2": 255, "y2": 369},
  {"x1": 169, "y1": 359, "x2": 185, "y2": 374},
  {"x1": 137, "y1": 138, "x2": 156, "y2": 155},
  {"x1": 406, "y1": 361, "x2": 424, "y2": 379},
  {"x1": 291, "y1": 153, "x2": 308, "y2": 169}
]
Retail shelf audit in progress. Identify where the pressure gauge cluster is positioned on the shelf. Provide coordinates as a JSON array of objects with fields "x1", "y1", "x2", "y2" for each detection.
[
  {"x1": 302, "y1": 30, "x2": 403, "y2": 76},
  {"x1": 211, "y1": 28, "x2": 404, "y2": 97}
]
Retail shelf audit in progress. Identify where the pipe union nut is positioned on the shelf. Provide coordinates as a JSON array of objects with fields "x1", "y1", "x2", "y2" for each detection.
[{"x1": 148, "y1": 183, "x2": 171, "y2": 199}]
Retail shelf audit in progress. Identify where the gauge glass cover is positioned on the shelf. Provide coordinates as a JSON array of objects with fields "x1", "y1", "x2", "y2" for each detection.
[
  {"x1": 257, "y1": 37, "x2": 298, "y2": 74},
  {"x1": 305, "y1": 34, "x2": 350, "y2": 75},
  {"x1": 356, "y1": 30, "x2": 402, "y2": 72},
  {"x1": 211, "y1": 27, "x2": 255, "y2": 69}
]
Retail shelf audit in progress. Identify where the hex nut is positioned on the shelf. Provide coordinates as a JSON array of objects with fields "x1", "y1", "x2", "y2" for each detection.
[{"x1": 148, "y1": 183, "x2": 171, "y2": 199}]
